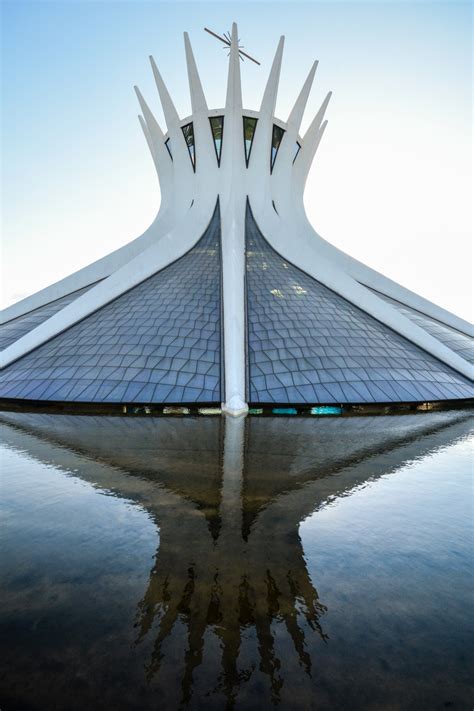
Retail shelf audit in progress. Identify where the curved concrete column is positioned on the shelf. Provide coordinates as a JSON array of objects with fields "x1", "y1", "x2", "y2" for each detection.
[{"x1": 2, "y1": 23, "x2": 471, "y2": 405}]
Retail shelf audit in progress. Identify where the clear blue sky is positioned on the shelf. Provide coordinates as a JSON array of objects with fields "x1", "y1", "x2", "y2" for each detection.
[{"x1": 1, "y1": 0, "x2": 472, "y2": 320}]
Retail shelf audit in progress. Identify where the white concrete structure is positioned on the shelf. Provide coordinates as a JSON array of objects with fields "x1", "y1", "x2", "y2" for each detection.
[{"x1": 0, "y1": 24, "x2": 472, "y2": 412}]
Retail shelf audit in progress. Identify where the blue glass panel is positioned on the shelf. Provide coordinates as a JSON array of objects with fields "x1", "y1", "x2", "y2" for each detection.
[
  {"x1": 209, "y1": 116, "x2": 224, "y2": 166},
  {"x1": 243, "y1": 117, "x2": 258, "y2": 166},
  {"x1": 0, "y1": 281, "x2": 100, "y2": 351},
  {"x1": 0, "y1": 204, "x2": 222, "y2": 404},
  {"x1": 367, "y1": 287, "x2": 473, "y2": 364},
  {"x1": 181, "y1": 122, "x2": 196, "y2": 171},
  {"x1": 245, "y1": 204, "x2": 474, "y2": 404},
  {"x1": 270, "y1": 124, "x2": 285, "y2": 171}
]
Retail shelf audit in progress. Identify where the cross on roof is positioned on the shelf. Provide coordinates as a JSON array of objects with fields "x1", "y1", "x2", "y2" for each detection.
[{"x1": 204, "y1": 27, "x2": 261, "y2": 65}]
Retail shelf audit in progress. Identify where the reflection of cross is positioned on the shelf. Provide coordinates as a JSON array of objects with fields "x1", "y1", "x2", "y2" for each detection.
[{"x1": 204, "y1": 27, "x2": 261, "y2": 65}]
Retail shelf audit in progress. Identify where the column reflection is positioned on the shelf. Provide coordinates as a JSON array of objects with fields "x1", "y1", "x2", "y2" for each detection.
[{"x1": 1, "y1": 410, "x2": 471, "y2": 708}]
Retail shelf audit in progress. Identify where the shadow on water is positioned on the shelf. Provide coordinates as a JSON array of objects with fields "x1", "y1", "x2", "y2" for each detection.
[{"x1": 0, "y1": 410, "x2": 473, "y2": 710}]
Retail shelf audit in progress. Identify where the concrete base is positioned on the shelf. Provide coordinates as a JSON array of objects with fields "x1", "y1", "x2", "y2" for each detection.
[{"x1": 222, "y1": 397, "x2": 249, "y2": 417}]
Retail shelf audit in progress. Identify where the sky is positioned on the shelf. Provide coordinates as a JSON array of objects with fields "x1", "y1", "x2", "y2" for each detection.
[{"x1": 1, "y1": 0, "x2": 472, "y2": 321}]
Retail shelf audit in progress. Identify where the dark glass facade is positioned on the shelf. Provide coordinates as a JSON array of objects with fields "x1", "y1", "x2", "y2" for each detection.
[
  {"x1": 367, "y1": 288, "x2": 474, "y2": 365},
  {"x1": 243, "y1": 117, "x2": 258, "y2": 166},
  {"x1": 270, "y1": 124, "x2": 285, "y2": 171},
  {"x1": 209, "y1": 116, "x2": 224, "y2": 165},
  {"x1": 0, "y1": 282, "x2": 99, "y2": 351},
  {"x1": 181, "y1": 123, "x2": 196, "y2": 170},
  {"x1": 1, "y1": 203, "x2": 471, "y2": 407},
  {"x1": 0, "y1": 204, "x2": 222, "y2": 404},
  {"x1": 245, "y1": 205, "x2": 473, "y2": 404}
]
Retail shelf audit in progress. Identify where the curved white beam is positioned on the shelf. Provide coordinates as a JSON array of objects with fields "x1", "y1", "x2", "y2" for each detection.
[
  {"x1": 251, "y1": 198, "x2": 473, "y2": 380},
  {"x1": 287, "y1": 60, "x2": 318, "y2": 130},
  {"x1": 0, "y1": 212, "x2": 172, "y2": 325},
  {"x1": 220, "y1": 22, "x2": 244, "y2": 186},
  {"x1": 294, "y1": 93, "x2": 331, "y2": 193},
  {"x1": 271, "y1": 60, "x2": 317, "y2": 212},
  {"x1": 149, "y1": 55, "x2": 194, "y2": 205},
  {"x1": 183, "y1": 32, "x2": 218, "y2": 188},
  {"x1": 149, "y1": 55, "x2": 181, "y2": 129},
  {"x1": 135, "y1": 87, "x2": 173, "y2": 208},
  {"x1": 287, "y1": 200, "x2": 473, "y2": 336},
  {"x1": 135, "y1": 86, "x2": 165, "y2": 145},
  {"x1": 2, "y1": 24, "x2": 471, "y2": 411},
  {"x1": 219, "y1": 23, "x2": 248, "y2": 415},
  {"x1": 248, "y1": 35, "x2": 285, "y2": 172},
  {"x1": 224, "y1": 23, "x2": 242, "y2": 113},
  {"x1": 1, "y1": 197, "x2": 217, "y2": 369},
  {"x1": 247, "y1": 36, "x2": 284, "y2": 215},
  {"x1": 184, "y1": 32, "x2": 208, "y2": 115}
]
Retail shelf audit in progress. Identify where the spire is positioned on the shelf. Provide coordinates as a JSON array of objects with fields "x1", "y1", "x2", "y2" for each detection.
[
  {"x1": 149, "y1": 55, "x2": 181, "y2": 130},
  {"x1": 225, "y1": 23, "x2": 242, "y2": 111},
  {"x1": 287, "y1": 61, "x2": 318, "y2": 132},
  {"x1": 313, "y1": 119, "x2": 328, "y2": 156},
  {"x1": 259, "y1": 35, "x2": 284, "y2": 117},
  {"x1": 138, "y1": 114, "x2": 155, "y2": 159},
  {"x1": 149, "y1": 53, "x2": 194, "y2": 179},
  {"x1": 294, "y1": 92, "x2": 331, "y2": 188},
  {"x1": 247, "y1": 36, "x2": 284, "y2": 181},
  {"x1": 184, "y1": 32, "x2": 208, "y2": 114},
  {"x1": 269, "y1": 60, "x2": 319, "y2": 192},
  {"x1": 303, "y1": 91, "x2": 332, "y2": 143},
  {"x1": 134, "y1": 86, "x2": 165, "y2": 144}
]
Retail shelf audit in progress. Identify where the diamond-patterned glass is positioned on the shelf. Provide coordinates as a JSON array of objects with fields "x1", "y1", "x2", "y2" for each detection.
[
  {"x1": 245, "y1": 206, "x2": 474, "y2": 404},
  {"x1": 0, "y1": 204, "x2": 222, "y2": 404},
  {"x1": 367, "y1": 288, "x2": 473, "y2": 365},
  {"x1": 0, "y1": 282, "x2": 99, "y2": 351}
]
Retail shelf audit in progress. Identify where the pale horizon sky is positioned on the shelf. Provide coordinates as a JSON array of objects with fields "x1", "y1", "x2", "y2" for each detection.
[{"x1": 1, "y1": 0, "x2": 472, "y2": 321}]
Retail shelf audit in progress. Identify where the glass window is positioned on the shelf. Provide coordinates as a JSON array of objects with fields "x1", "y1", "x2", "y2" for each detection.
[
  {"x1": 243, "y1": 116, "x2": 258, "y2": 167},
  {"x1": 209, "y1": 116, "x2": 224, "y2": 166},
  {"x1": 270, "y1": 124, "x2": 285, "y2": 171},
  {"x1": 293, "y1": 142, "x2": 301, "y2": 163},
  {"x1": 181, "y1": 122, "x2": 196, "y2": 171},
  {"x1": 165, "y1": 138, "x2": 173, "y2": 161}
]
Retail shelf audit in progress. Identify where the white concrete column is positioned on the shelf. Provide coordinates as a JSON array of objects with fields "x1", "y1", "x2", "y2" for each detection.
[
  {"x1": 220, "y1": 23, "x2": 248, "y2": 416},
  {"x1": 221, "y1": 194, "x2": 248, "y2": 416},
  {"x1": 218, "y1": 415, "x2": 245, "y2": 537}
]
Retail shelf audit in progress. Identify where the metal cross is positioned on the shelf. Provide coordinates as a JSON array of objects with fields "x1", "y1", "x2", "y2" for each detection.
[{"x1": 204, "y1": 27, "x2": 261, "y2": 65}]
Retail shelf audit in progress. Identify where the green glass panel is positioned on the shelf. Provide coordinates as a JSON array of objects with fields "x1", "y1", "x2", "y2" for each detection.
[
  {"x1": 242, "y1": 116, "x2": 258, "y2": 166},
  {"x1": 270, "y1": 124, "x2": 285, "y2": 171},
  {"x1": 181, "y1": 122, "x2": 196, "y2": 170},
  {"x1": 209, "y1": 116, "x2": 224, "y2": 165}
]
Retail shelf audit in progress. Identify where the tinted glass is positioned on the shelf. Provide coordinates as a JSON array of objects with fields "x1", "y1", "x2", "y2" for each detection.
[
  {"x1": 209, "y1": 116, "x2": 224, "y2": 165},
  {"x1": 243, "y1": 117, "x2": 258, "y2": 166},
  {"x1": 270, "y1": 124, "x2": 285, "y2": 171},
  {"x1": 245, "y1": 204, "x2": 474, "y2": 404},
  {"x1": 0, "y1": 204, "x2": 223, "y2": 405},
  {"x1": 181, "y1": 122, "x2": 196, "y2": 170}
]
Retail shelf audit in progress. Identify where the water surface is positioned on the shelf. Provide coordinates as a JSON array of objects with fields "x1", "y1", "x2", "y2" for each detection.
[{"x1": 0, "y1": 411, "x2": 473, "y2": 710}]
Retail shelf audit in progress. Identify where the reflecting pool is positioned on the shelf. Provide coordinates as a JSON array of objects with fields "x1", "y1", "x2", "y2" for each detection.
[{"x1": 0, "y1": 411, "x2": 473, "y2": 710}]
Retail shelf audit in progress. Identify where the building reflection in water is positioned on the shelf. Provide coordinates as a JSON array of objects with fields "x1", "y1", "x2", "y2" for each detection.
[
  {"x1": 134, "y1": 416, "x2": 328, "y2": 706},
  {"x1": 0, "y1": 410, "x2": 472, "y2": 708}
]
